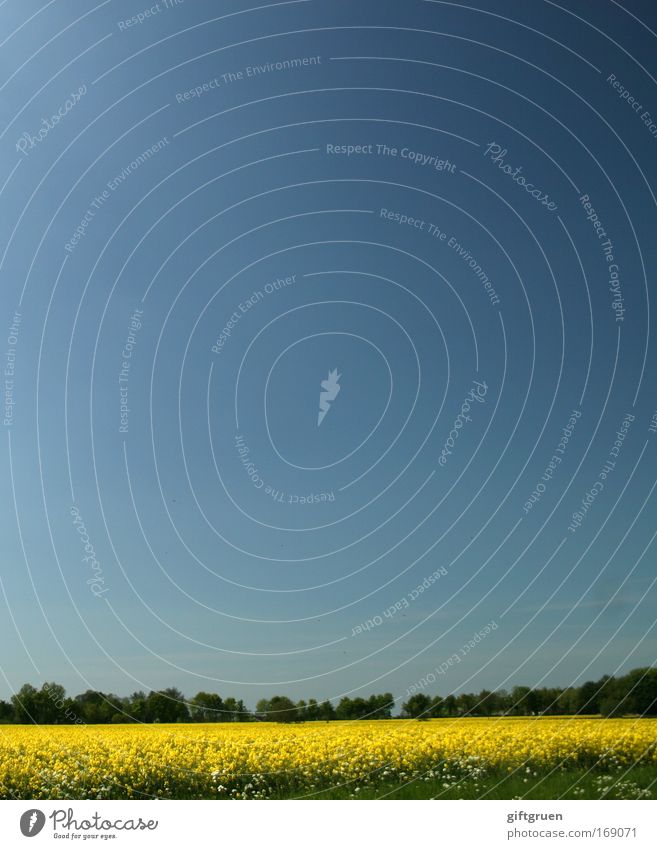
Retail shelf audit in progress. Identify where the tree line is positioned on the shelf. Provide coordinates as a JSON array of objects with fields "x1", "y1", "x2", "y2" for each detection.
[
  {"x1": 0, "y1": 685, "x2": 394, "y2": 725},
  {"x1": 0, "y1": 667, "x2": 654, "y2": 724},
  {"x1": 401, "y1": 668, "x2": 657, "y2": 719}
]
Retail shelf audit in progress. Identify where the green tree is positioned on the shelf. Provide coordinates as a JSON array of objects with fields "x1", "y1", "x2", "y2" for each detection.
[
  {"x1": 235, "y1": 699, "x2": 249, "y2": 721},
  {"x1": 222, "y1": 697, "x2": 239, "y2": 722},
  {"x1": 0, "y1": 700, "x2": 13, "y2": 723},
  {"x1": 600, "y1": 695, "x2": 625, "y2": 717},
  {"x1": 255, "y1": 698, "x2": 269, "y2": 721},
  {"x1": 127, "y1": 691, "x2": 149, "y2": 722},
  {"x1": 75, "y1": 690, "x2": 116, "y2": 724},
  {"x1": 443, "y1": 694, "x2": 457, "y2": 716},
  {"x1": 616, "y1": 668, "x2": 657, "y2": 716},
  {"x1": 456, "y1": 692, "x2": 477, "y2": 716},
  {"x1": 430, "y1": 695, "x2": 444, "y2": 717},
  {"x1": 510, "y1": 686, "x2": 538, "y2": 715},
  {"x1": 11, "y1": 684, "x2": 39, "y2": 723},
  {"x1": 557, "y1": 687, "x2": 578, "y2": 715},
  {"x1": 37, "y1": 683, "x2": 67, "y2": 724},
  {"x1": 146, "y1": 688, "x2": 189, "y2": 723},
  {"x1": 576, "y1": 681, "x2": 600, "y2": 714},
  {"x1": 305, "y1": 698, "x2": 320, "y2": 721},
  {"x1": 190, "y1": 692, "x2": 224, "y2": 722},
  {"x1": 534, "y1": 687, "x2": 563, "y2": 715},
  {"x1": 335, "y1": 697, "x2": 353, "y2": 719},
  {"x1": 402, "y1": 693, "x2": 432, "y2": 718},
  {"x1": 266, "y1": 696, "x2": 297, "y2": 723},
  {"x1": 367, "y1": 693, "x2": 394, "y2": 718},
  {"x1": 474, "y1": 689, "x2": 494, "y2": 716},
  {"x1": 318, "y1": 700, "x2": 336, "y2": 721}
]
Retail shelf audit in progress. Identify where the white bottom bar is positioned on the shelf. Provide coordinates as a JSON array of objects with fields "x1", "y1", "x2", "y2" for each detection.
[{"x1": 1, "y1": 800, "x2": 656, "y2": 847}]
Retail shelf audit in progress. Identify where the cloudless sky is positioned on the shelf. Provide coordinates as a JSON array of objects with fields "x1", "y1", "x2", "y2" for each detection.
[{"x1": 1, "y1": 0, "x2": 656, "y2": 708}]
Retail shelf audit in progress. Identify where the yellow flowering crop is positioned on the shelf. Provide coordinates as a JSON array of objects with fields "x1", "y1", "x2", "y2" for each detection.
[{"x1": 0, "y1": 718, "x2": 655, "y2": 799}]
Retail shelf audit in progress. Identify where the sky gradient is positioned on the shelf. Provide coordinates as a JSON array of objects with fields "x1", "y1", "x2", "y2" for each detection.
[{"x1": 1, "y1": 0, "x2": 657, "y2": 708}]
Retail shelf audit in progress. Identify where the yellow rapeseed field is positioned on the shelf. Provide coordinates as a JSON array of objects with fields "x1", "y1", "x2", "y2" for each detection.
[{"x1": 1, "y1": 718, "x2": 656, "y2": 799}]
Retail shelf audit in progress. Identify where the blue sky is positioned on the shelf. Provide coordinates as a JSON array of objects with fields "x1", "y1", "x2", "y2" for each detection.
[{"x1": 1, "y1": 0, "x2": 656, "y2": 708}]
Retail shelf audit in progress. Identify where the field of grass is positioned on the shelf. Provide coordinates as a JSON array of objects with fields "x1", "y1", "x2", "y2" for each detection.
[
  {"x1": 1, "y1": 717, "x2": 656, "y2": 800},
  {"x1": 312, "y1": 764, "x2": 657, "y2": 800}
]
